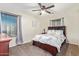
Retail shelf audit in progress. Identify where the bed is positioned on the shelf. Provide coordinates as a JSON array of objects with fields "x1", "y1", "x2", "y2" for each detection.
[{"x1": 32, "y1": 26, "x2": 66, "y2": 56}]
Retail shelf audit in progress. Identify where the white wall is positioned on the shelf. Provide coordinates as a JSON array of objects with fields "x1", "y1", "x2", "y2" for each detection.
[
  {"x1": 64, "y1": 5, "x2": 79, "y2": 45},
  {"x1": 0, "y1": 7, "x2": 42, "y2": 47}
]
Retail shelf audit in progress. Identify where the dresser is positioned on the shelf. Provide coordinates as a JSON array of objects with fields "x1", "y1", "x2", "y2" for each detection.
[{"x1": 0, "y1": 39, "x2": 11, "y2": 56}]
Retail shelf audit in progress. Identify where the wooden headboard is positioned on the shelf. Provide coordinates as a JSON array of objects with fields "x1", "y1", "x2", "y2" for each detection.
[{"x1": 48, "y1": 26, "x2": 66, "y2": 36}]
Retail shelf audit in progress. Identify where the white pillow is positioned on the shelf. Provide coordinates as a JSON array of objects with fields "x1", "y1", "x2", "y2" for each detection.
[
  {"x1": 55, "y1": 30, "x2": 63, "y2": 35},
  {"x1": 47, "y1": 30, "x2": 55, "y2": 35}
]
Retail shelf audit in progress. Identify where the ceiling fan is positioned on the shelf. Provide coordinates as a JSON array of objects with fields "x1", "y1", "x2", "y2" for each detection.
[{"x1": 32, "y1": 3, "x2": 55, "y2": 15}]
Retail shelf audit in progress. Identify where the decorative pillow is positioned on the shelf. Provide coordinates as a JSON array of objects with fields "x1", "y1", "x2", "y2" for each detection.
[
  {"x1": 55, "y1": 30, "x2": 63, "y2": 36},
  {"x1": 47, "y1": 30, "x2": 55, "y2": 35}
]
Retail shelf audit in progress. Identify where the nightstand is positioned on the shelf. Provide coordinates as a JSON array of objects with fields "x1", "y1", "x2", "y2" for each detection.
[{"x1": 41, "y1": 32, "x2": 47, "y2": 34}]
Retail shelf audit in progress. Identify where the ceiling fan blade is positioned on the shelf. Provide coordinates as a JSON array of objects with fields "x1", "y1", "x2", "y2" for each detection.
[
  {"x1": 45, "y1": 10, "x2": 54, "y2": 14},
  {"x1": 45, "y1": 11, "x2": 51, "y2": 14},
  {"x1": 46, "y1": 5, "x2": 55, "y2": 9},
  {"x1": 32, "y1": 9, "x2": 41, "y2": 11},
  {"x1": 38, "y1": 3, "x2": 42, "y2": 8}
]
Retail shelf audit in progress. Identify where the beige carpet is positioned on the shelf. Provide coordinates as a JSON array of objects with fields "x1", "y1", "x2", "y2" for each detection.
[{"x1": 9, "y1": 42, "x2": 79, "y2": 56}]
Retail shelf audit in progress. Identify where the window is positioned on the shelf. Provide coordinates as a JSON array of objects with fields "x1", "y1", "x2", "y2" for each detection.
[
  {"x1": 0, "y1": 11, "x2": 23, "y2": 44},
  {"x1": 49, "y1": 17, "x2": 64, "y2": 26},
  {"x1": 0, "y1": 12, "x2": 17, "y2": 37}
]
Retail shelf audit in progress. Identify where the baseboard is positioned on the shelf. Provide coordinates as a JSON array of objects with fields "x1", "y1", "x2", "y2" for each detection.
[
  {"x1": 9, "y1": 40, "x2": 32, "y2": 48},
  {"x1": 67, "y1": 41, "x2": 79, "y2": 46},
  {"x1": 9, "y1": 44, "x2": 16, "y2": 48},
  {"x1": 23, "y1": 40, "x2": 32, "y2": 44},
  {"x1": 22, "y1": 41, "x2": 32, "y2": 45}
]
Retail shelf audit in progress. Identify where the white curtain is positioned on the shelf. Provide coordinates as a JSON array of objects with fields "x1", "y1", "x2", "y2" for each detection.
[{"x1": 16, "y1": 16, "x2": 23, "y2": 45}]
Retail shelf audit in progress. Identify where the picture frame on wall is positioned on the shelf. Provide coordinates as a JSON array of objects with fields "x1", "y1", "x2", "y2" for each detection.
[{"x1": 32, "y1": 20, "x2": 37, "y2": 27}]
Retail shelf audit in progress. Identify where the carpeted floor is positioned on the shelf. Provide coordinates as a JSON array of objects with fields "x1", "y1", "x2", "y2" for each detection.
[{"x1": 9, "y1": 42, "x2": 79, "y2": 56}]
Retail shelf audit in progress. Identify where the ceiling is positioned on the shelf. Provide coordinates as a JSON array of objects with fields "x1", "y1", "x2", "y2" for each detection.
[{"x1": 0, "y1": 3, "x2": 75, "y2": 15}]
